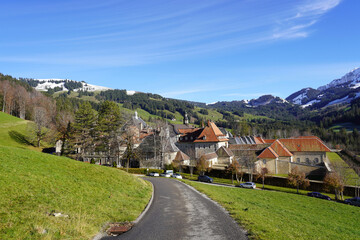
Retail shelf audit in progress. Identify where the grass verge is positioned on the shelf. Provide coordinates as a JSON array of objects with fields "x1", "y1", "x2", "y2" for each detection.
[
  {"x1": 180, "y1": 173, "x2": 351, "y2": 199},
  {"x1": 181, "y1": 179, "x2": 360, "y2": 240}
]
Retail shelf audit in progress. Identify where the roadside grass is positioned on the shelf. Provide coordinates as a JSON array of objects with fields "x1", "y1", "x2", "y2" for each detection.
[
  {"x1": 181, "y1": 180, "x2": 360, "y2": 240},
  {"x1": 327, "y1": 152, "x2": 360, "y2": 186},
  {"x1": 0, "y1": 145, "x2": 152, "y2": 240},
  {"x1": 180, "y1": 173, "x2": 350, "y2": 200}
]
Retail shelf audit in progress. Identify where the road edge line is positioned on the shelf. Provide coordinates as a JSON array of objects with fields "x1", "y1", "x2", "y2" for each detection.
[
  {"x1": 177, "y1": 180, "x2": 248, "y2": 236},
  {"x1": 92, "y1": 178, "x2": 154, "y2": 240},
  {"x1": 132, "y1": 180, "x2": 154, "y2": 224}
]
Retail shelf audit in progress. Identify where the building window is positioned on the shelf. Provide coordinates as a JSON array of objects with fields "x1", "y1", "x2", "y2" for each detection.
[
  {"x1": 185, "y1": 136, "x2": 188, "y2": 140},
  {"x1": 314, "y1": 158, "x2": 319, "y2": 164},
  {"x1": 296, "y1": 158, "x2": 300, "y2": 163},
  {"x1": 263, "y1": 159, "x2": 266, "y2": 164},
  {"x1": 306, "y1": 158, "x2": 310, "y2": 164}
]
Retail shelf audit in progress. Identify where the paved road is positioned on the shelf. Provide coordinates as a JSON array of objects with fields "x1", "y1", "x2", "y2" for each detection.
[{"x1": 102, "y1": 177, "x2": 247, "y2": 240}]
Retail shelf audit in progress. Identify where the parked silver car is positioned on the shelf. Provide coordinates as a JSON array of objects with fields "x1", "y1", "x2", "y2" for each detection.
[
  {"x1": 172, "y1": 173, "x2": 183, "y2": 179},
  {"x1": 149, "y1": 172, "x2": 159, "y2": 177},
  {"x1": 238, "y1": 182, "x2": 256, "y2": 189},
  {"x1": 160, "y1": 172, "x2": 171, "y2": 177}
]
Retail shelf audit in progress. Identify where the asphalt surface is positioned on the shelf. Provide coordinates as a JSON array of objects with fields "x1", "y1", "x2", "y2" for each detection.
[{"x1": 102, "y1": 177, "x2": 247, "y2": 240}]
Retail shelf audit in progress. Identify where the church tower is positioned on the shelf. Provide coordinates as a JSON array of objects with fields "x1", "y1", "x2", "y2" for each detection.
[{"x1": 183, "y1": 112, "x2": 189, "y2": 125}]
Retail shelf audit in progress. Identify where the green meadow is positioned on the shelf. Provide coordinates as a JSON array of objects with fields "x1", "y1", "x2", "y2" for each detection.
[{"x1": 0, "y1": 112, "x2": 152, "y2": 239}]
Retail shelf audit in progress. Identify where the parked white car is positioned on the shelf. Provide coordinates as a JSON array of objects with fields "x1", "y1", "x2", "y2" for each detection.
[
  {"x1": 160, "y1": 172, "x2": 171, "y2": 177},
  {"x1": 172, "y1": 173, "x2": 183, "y2": 179},
  {"x1": 149, "y1": 172, "x2": 159, "y2": 177},
  {"x1": 238, "y1": 182, "x2": 256, "y2": 189}
]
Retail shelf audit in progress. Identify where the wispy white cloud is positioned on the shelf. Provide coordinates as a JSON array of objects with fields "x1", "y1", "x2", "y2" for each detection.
[{"x1": 0, "y1": 0, "x2": 343, "y2": 66}]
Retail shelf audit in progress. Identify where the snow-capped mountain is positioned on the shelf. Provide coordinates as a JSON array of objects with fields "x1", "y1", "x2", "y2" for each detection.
[
  {"x1": 318, "y1": 67, "x2": 360, "y2": 91},
  {"x1": 286, "y1": 67, "x2": 360, "y2": 108},
  {"x1": 32, "y1": 79, "x2": 111, "y2": 92}
]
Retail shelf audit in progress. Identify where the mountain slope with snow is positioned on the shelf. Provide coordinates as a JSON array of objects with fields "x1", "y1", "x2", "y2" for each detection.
[
  {"x1": 318, "y1": 67, "x2": 360, "y2": 91},
  {"x1": 24, "y1": 79, "x2": 112, "y2": 92},
  {"x1": 286, "y1": 67, "x2": 360, "y2": 108}
]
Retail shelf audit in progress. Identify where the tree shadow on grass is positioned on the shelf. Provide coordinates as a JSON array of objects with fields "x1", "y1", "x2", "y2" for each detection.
[{"x1": 8, "y1": 130, "x2": 34, "y2": 146}]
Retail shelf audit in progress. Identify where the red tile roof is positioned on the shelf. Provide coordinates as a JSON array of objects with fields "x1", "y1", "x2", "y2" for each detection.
[
  {"x1": 278, "y1": 138, "x2": 331, "y2": 152},
  {"x1": 270, "y1": 140, "x2": 293, "y2": 157},
  {"x1": 254, "y1": 136, "x2": 266, "y2": 144},
  {"x1": 257, "y1": 137, "x2": 331, "y2": 159},
  {"x1": 178, "y1": 121, "x2": 228, "y2": 143},
  {"x1": 257, "y1": 147, "x2": 279, "y2": 159},
  {"x1": 263, "y1": 139, "x2": 276, "y2": 144}
]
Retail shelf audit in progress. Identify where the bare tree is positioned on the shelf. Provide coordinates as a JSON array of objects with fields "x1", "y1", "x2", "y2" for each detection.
[
  {"x1": 323, "y1": 172, "x2": 344, "y2": 200},
  {"x1": 55, "y1": 111, "x2": 74, "y2": 155},
  {"x1": 256, "y1": 167, "x2": 269, "y2": 189},
  {"x1": 32, "y1": 107, "x2": 50, "y2": 147},
  {"x1": 122, "y1": 133, "x2": 139, "y2": 172},
  {"x1": 242, "y1": 151, "x2": 257, "y2": 182},
  {"x1": 15, "y1": 85, "x2": 28, "y2": 119},
  {"x1": 287, "y1": 167, "x2": 310, "y2": 194},
  {"x1": 0, "y1": 80, "x2": 11, "y2": 112},
  {"x1": 196, "y1": 155, "x2": 211, "y2": 176},
  {"x1": 227, "y1": 161, "x2": 241, "y2": 184}
]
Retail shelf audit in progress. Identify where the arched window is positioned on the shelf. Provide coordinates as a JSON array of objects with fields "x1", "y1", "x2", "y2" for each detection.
[{"x1": 314, "y1": 158, "x2": 319, "y2": 164}]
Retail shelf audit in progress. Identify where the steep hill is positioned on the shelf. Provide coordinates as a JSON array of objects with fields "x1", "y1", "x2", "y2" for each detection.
[
  {"x1": 0, "y1": 112, "x2": 152, "y2": 239},
  {"x1": 0, "y1": 112, "x2": 37, "y2": 150}
]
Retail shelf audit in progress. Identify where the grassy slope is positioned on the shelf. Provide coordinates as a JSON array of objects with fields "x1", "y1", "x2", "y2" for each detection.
[
  {"x1": 0, "y1": 112, "x2": 152, "y2": 239},
  {"x1": 327, "y1": 152, "x2": 360, "y2": 186},
  {"x1": 182, "y1": 180, "x2": 360, "y2": 240},
  {"x1": 0, "y1": 112, "x2": 40, "y2": 151}
]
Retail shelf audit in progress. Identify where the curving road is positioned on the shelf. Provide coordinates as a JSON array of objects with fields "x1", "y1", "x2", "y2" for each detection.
[{"x1": 102, "y1": 177, "x2": 247, "y2": 240}]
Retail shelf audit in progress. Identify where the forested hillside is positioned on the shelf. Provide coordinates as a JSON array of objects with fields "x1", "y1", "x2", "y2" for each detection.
[{"x1": 1, "y1": 72, "x2": 360, "y2": 153}]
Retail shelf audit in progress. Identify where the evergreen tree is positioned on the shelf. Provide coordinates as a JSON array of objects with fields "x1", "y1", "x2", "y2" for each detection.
[
  {"x1": 97, "y1": 100, "x2": 123, "y2": 163},
  {"x1": 73, "y1": 102, "x2": 97, "y2": 161}
]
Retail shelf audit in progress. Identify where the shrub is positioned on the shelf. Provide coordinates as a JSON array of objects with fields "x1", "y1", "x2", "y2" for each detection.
[{"x1": 118, "y1": 168, "x2": 163, "y2": 174}]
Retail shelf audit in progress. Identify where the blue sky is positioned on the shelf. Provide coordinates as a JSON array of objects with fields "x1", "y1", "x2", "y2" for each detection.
[{"x1": 1, "y1": 0, "x2": 359, "y2": 103}]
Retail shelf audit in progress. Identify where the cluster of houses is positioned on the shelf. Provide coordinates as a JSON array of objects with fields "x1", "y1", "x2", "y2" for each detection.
[{"x1": 59, "y1": 111, "x2": 333, "y2": 177}]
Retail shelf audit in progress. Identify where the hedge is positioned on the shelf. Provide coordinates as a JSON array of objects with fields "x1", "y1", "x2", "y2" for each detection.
[{"x1": 118, "y1": 168, "x2": 164, "y2": 174}]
